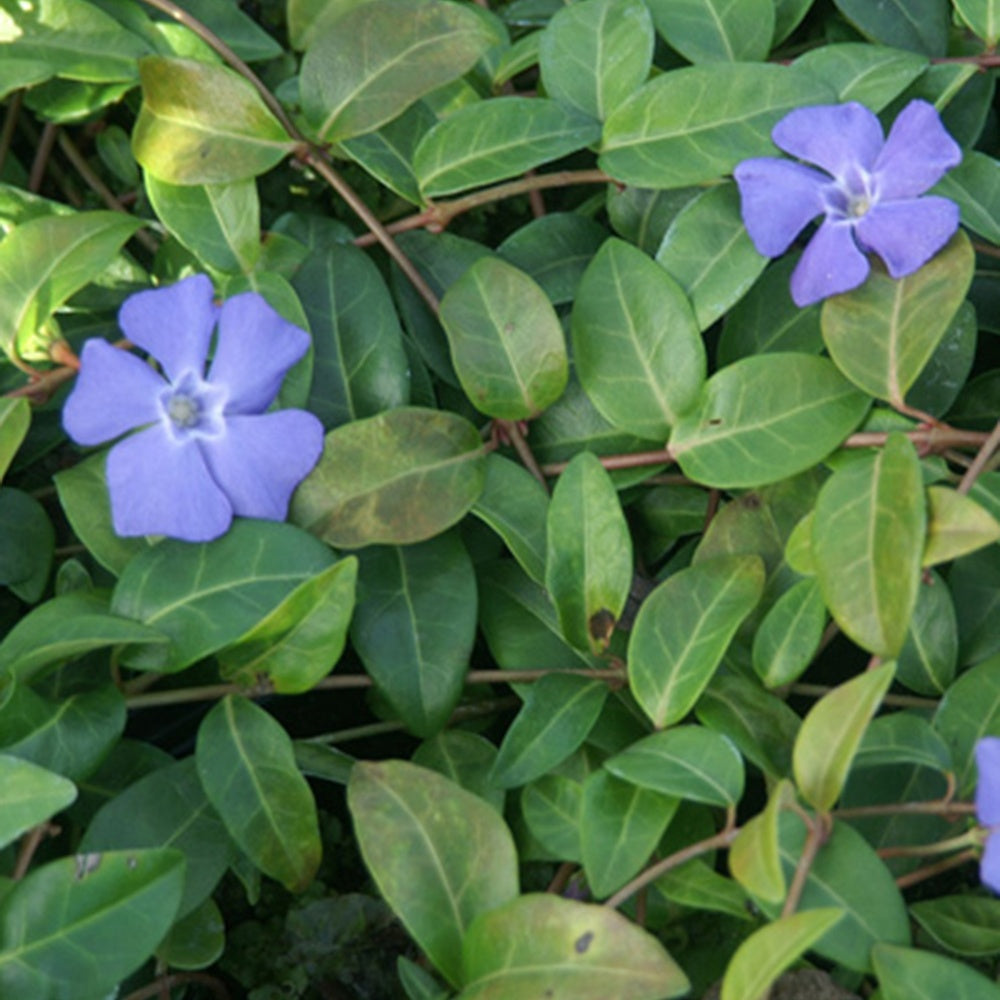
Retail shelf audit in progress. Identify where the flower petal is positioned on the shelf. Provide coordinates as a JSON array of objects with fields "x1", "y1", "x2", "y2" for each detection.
[
  {"x1": 118, "y1": 274, "x2": 217, "y2": 382},
  {"x1": 854, "y1": 196, "x2": 959, "y2": 278},
  {"x1": 208, "y1": 292, "x2": 311, "y2": 415},
  {"x1": 976, "y1": 737, "x2": 1000, "y2": 827},
  {"x1": 198, "y1": 410, "x2": 324, "y2": 521},
  {"x1": 733, "y1": 158, "x2": 829, "y2": 256},
  {"x1": 63, "y1": 339, "x2": 166, "y2": 446},
  {"x1": 873, "y1": 99, "x2": 962, "y2": 199},
  {"x1": 106, "y1": 424, "x2": 232, "y2": 541},
  {"x1": 982, "y1": 833, "x2": 1000, "y2": 895},
  {"x1": 772, "y1": 102, "x2": 884, "y2": 178},
  {"x1": 790, "y1": 219, "x2": 870, "y2": 306}
]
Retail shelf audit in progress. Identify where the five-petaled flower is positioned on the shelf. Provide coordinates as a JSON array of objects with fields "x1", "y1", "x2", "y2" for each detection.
[
  {"x1": 734, "y1": 99, "x2": 962, "y2": 306},
  {"x1": 976, "y1": 737, "x2": 1000, "y2": 893},
  {"x1": 63, "y1": 274, "x2": 324, "y2": 543}
]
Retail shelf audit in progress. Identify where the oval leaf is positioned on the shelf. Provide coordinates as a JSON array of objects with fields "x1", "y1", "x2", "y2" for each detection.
[
  {"x1": 647, "y1": 0, "x2": 776, "y2": 64},
  {"x1": 872, "y1": 942, "x2": 1000, "y2": 1000},
  {"x1": 923, "y1": 485, "x2": 1000, "y2": 567},
  {"x1": 0, "y1": 754, "x2": 76, "y2": 852}
]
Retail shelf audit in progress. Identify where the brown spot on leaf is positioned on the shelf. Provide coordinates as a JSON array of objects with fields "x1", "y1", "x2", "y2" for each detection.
[
  {"x1": 575, "y1": 930, "x2": 594, "y2": 954},
  {"x1": 741, "y1": 493, "x2": 761, "y2": 509},
  {"x1": 588, "y1": 609, "x2": 616, "y2": 644}
]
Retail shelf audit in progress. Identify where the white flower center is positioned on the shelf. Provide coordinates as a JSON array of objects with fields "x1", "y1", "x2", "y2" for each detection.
[
  {"x1": 159, "y1": 371, "x2": 225, "y2": 440},
  {"x1": 166, "y1": 393, "x2": 201, "y2": 429}
]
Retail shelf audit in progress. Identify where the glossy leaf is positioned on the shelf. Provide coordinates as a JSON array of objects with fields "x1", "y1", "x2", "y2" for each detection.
[
  {"x1": 132, "y1": 56, "x2": 295, "y2": 184},
  {"x1": 348, "y1": 759, "x2": 518, "y2": 987},
  {"x1": 412, "y1": 731, "x2": 505, "y2": 814},
  {"x1": 669, "y1": 354, "x2": 869, "y2": 489},
  {"x1": 855, "y1": 712, "x2": 952, "y2": 773},
  {"x1": 605, "y1": 726, "x2": 744, "y2": 808},
  {"x1": 728, "y1": 779, "x2": 793, "y2": 904},
  {"x1": 545, "y1": 451, "x2": 633, "y2": 654},
  {"x1": 0, "y1": 487, "x2": 53, "y2": 603},
  {"x1": 414, "y1": 97, "x2": 600, "y2": 197},
  {"x1": 0, "y1": 211, "x2": 142, "y2": 361},
  {"x1": 156, "y1": 897, "x2": 225, "y2": 971},
  {"x1": 300, "y1": 0, "x2": 493, "y2": 142},
  {"x1": 654, "y1": 858, "x2": 750, "y2": 921},
  {"x1": 721, "y1": 909, "x2": 842, "y2": 1000},
  {"x1": 752, "y1": 578, "x2": 826, "y2": 688},
  {"x1": 628, "y1": 554, "x2": 765, "y2": 728},
  {"x1": 812, "y1": 434, "x2": 926, "y2": 657},
  {"x1": 646, "y1": 0, "x2": 775, "y2": 63},
  {"x1": 953, "y1": 0, "x2": 1000, "y2": 44},
  {"x1": 145, "y1": 175, "x2": 260, "y2": 274},
  {"x1": 521, "y1": 774, "x2": 583, "y2": 861},
  {"x1": 821, "y1": 232, "x2": 974, "y2": 406},
  {"x1": 291, "y1": 407, "x2": 487, "y2": 547},
  {"x1": 793, "y1": 43, "x2": 927, "y2": 109},
  {"x1": 0, "y1": 849, "x2": 185, "y2": 999},
  {"x1": 831, "y1": 0, "x2": 949, "y2": 54},
  {"x1": 196, "y1": 696, "x2": 321, "y2": 892},
  {"x1": 111, "y1": 520, "x2": 335, "y2": 672},
  {"x1": 910, "y1": 895, "x2": 1000, "y2": 956},
  {"x1": 351, "y1": 534, "x2": 477, "y2": 738},
  {"x1": 936, "y1": 151, "x2": 1000, "y2": 245},
  {"x1": 460, "y1": 893, "x2": 689, "y2": 999},
  {"x1": 580, "y1": 770, "x2": 678, "y2": 898},
  {"x1": 872, "y1": 942, "x2": 1000, "y2": 1000},
  {"x1": 439, "y1": 256, "x2": 568, "y2": 419},
  {"x1": 599, "y1": 64, "x2": 834, "y2": 188},
  {"x1": 896, "y1": 570, "x2": 957, "y2": 695},
  {"x1": 655, "y1": 182, "x2": 767, "y2": 331},
  {"x1": 0, "y1": 397, "x2": 29, "y2": 484},
  {"x1": 572, "y1": 237, "x2": 705, "y2": 439},
  {"x1": 793, "y1": 661, "x2": 895, "y2": 812},
  {"x1": 538, "y1": 0, "x2": 653, "y2": 120},
  {"x1": 923, "y1": 485, "x2": 1000, "y2": 567},
  {"x1": 0, "y1": 754, "x2": 76, "y2": 851},
  {"x1": 490, "y1": 674, "x2": 608, "y2": 788},
  {"x1": 217, "y1": 557, "x2": 358, "y2": 695}
]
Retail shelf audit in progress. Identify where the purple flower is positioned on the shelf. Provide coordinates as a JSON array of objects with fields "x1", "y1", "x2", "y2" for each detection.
[
  {"x1": 734, "y1": 100, "x2": 962, "y2": 306},
  {"x1": 63, "y1": 274, "x2": 324, "y2": 543},
  {"x1": 976, "y1": 737, "x2": 1000, "y2": 893}
]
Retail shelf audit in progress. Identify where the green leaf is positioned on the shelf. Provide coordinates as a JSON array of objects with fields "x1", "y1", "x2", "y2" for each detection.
[
  {"x1": 291, "y1": 407, "x2": 487, "y2": 548},
  {"x1": 0, "y1": 0, "x2": 149, "y2": 82},
  {"x1": 217, "y1": 557, "x2": 358, "y2": 695},
  {"x1": 0, "y1": 754, "x2": 76, "y2": 851},
  {"x1": 351, "y1": 534, "x2": 477, "y2": 738},
  {"x1": 80, "y1": 759, "x2": 234, "y2": 919},
  {"x1": 580, "y1": 770, "x2": 678, "y2": 898},
  {"x1": 953, "y1": 0, "x2": 1000, "y2": 44},
  {"x1": 292, "y1": 243, "x2": 410, "y2": 429},
  {"x1": 646, "y1": 0, "x2": 775, "y2": 63},
  {"x1": 896, "y1": 570, "x2": 958, "y2": 695},
  {"x1": 923, "y1": 485, "x2": 1000, "y2": 567},
  {"x1": 414, "y1": 97, "x2": 600, "y2": 197},
  {"x1": 0, "y1": 488, "x2": 53, "y2": 603},
  {"x1": 721, "y1": 909, "x2": 843, "y2": 1000},
  {"x1": 144, "y1": 175, "x2": 260, "y2": 274},
  {"x1": 196, "y1": 696, "x2": 321, "y2": 892},
  {"x1": 572, "y1": 237, "x2": 705, "y2": 439},
  {"x1": 606, "y1": 185, "x2": 701, "y2": 255},
  {"x1": 0, "y1": 849, "x2": 185, "y2": 1000},
  {"x1": 936, "y1": 150, "x2": 1000, "y2": 245},
  {"x1": 855, "y1": 712, "x2": 952, "y2": 773},
  {"x1": 793, "y1": 43, "x2": 928, "y2": 109},
  {"x1": 439, "y1": 256, "x2": 568, "y2": 419},
  {"x1": 872, "y1": 942, "x2": 1000, "y2": 1000},
  {"x1": 605, "y1": 726, "x2": 744, "y2": 808},
  {"x1": 0, "y1": 397, "x2": 29, "y2": 484},
  {"x1": 0, "y1": 592, "x2": 168, "y2": 684},
  {"x1": 300, "y1": 0, "x2": 493, "y2": 142},
  {"x1": 654, "y1": 858, "x2": 750, "y2": 920},
  {"x1": 545, "y1": 451, "x2": 633, "y2": 654},
  {"x1": 910, "y1": 895, "x2": 1000, "y2": 957},
  {"x1": 812, "y1": 434, "x2": 926, "y2": 657},
  {"x1": 111, "y1": 520, "x2": 335, "y2": 672},
  {"x1": 538, "y1": 0, "x2": 653, "y2": 120},
  {"x1": 792, "y1": 662, "x2": 895, "y2": 812},
  {"x1": 412, "y1": 731, "x2": 505, "y2": 814},
  {"x1": 628, "y1": 555, "x2": 765, "y2": 728},
  {"x1": 521, "y1": 774, "x2": 583, "y2": 861},
  {"x1": 669, "y1": 354, "x2": 869, "y2": 489},
  {"x1": 471, "y1": 454, "x2": 548, "y2": 585},
  {"x1": 132, "y1": 56, "x2": 294, "y2": 184},
  {"x1": 490, "y1": 674, "x2": 609, "y2": 788},
  {"x1": 752, "y1": 578, "x2": 826, "y2": 688},
  {"x1": 832, "y1": 0, "x2": 950, "y2": 55},
  {"x1": 655, "y1": 181, "x2": 766, "y2": 331},
  {"x1": 0, "y1": 210, "x2": 142, "y2": 361},
  {"x1": 599, "y1": 64, "x2": 834, "y2": 188},
  {"x1": 728, "y1": 779, "x2": 792, "y2": 904},
  {"x1": 821, "y1": 232, "x2": 974, "y2": 406},
  {"x1": 349, "y1": 759, "x2": 518, "y2": 987},
  {"x1": 460, "y1": 894, "x2": 689, "y2": 999},
  {"x1": 156, "y1": 897, "x2": 225, "y2": 972}
]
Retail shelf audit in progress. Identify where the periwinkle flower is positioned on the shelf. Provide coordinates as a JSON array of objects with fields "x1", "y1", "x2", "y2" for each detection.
[
  {"x1": 975, "y1": 737, "x2": 1000, "y2": 893},
  {"x1": 734, "y1": 99, "x2": 962, "y2": 306},
  {"x1": 63, "y1": 274, "x2": 324, "y2": 543}
]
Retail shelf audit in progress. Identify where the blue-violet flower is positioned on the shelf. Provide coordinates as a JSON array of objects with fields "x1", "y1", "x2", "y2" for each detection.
[
  {"x1": 63, "y1": 274, "x2": 324, "y2": 543},
  {"x1": 733, "y1": 99, "x2": 962, "y2": 306},
  {"x1": 976, "y1": 737, "x2": 1000, "y2": 893}
]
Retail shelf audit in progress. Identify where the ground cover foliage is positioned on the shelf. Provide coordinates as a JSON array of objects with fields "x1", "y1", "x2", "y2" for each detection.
[{"x1": 3, "y1": 0, "x2": 1000, "y2": 997}]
